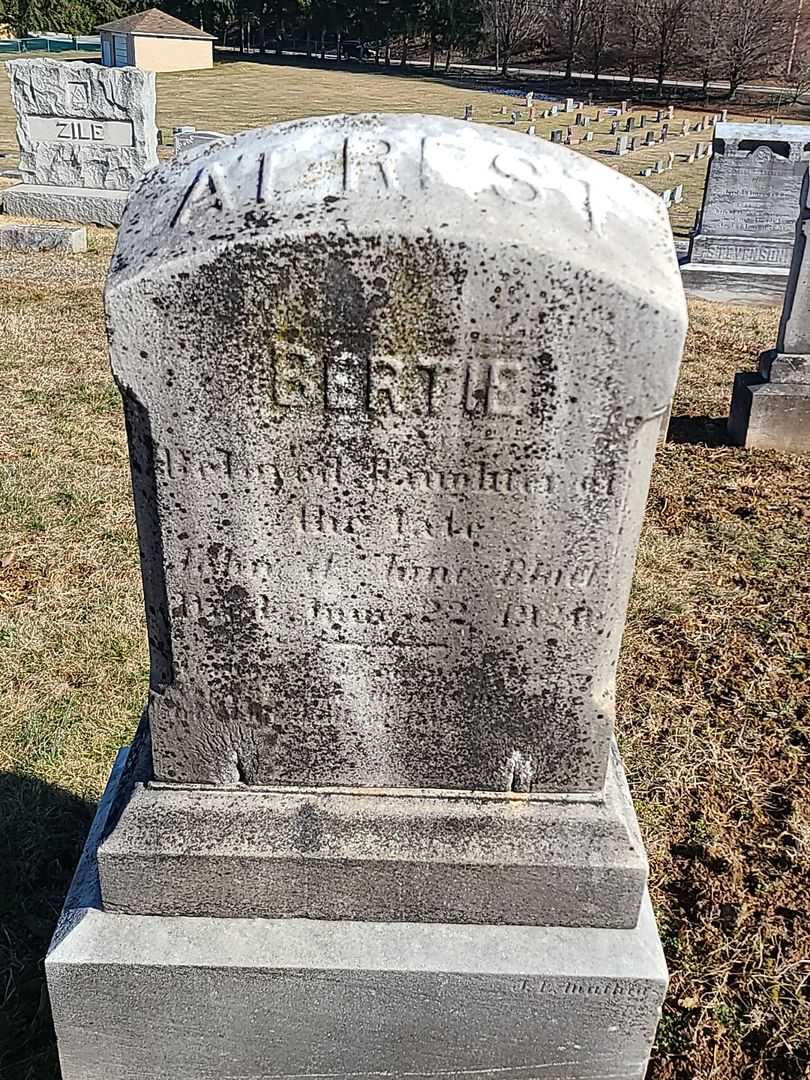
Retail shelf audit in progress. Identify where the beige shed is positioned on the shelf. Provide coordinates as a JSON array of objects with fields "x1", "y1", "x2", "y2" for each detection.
[{"x1": 97, "y1": 8, "x2": 214, "y2": 73}]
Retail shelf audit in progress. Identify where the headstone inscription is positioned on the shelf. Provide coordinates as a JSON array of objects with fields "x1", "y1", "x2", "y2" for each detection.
[
  {"x1": 730, "y1": 172, "x2": 810, "y2": 452},
  {"x1": 682, "y1": 122, "x2": 810, "y2": 302},
  {"x1": 3, "y1": 57, "x2": 158, "y2": 225},
  {"x1": 46, "y1": 113, "x2": 685, "y2": 1080}
]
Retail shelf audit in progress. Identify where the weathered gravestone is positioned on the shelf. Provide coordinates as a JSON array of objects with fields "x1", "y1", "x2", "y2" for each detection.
[
  {"x1": 730, "y1": 171, "x2": 810, "y2": 452},
  {"x1": 682, "y1": 121, "x2": 810, "y2": 302},
  {"x1": 3, "y1": 58, "x2": 158, "y2": 226},
  {"x1": 46, "y1": 114, "x2": 686, "y2": 1080},
  {"x1": 173, "y1": 125, "x2": 227, "y2": 160}
]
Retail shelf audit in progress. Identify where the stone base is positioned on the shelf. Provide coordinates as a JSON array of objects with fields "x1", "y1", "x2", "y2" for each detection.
[
  {"x1": 97, "y1": 741, "x2": 648, "y2": 929},
  {"x1": 1, "y1": 183, "x2": 128, "y2": 226},
  {"x1": 728, "y1": 371, "x2": 810, "y2": 453},
  {"x1": 680, "y1": 261, "x2": 789, "y2": 304},
  {"x1": 0, "y1": 223, "x2": 87, "y2": 253},
  {"x1": 47, "y1": 750, "x2": 668, "y2": 1080}
]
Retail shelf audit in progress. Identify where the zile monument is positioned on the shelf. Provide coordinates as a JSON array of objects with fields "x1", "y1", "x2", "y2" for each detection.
[{"x1": 46, "y1": 114, "x2": 688, "y2": 1080}]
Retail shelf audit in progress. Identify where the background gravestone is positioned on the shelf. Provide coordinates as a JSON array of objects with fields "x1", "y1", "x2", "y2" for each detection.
[
  {"x1": 681, "y1": 121, "x2": 810, "y2": 302},
  {"x1": 172, "y1": 125, "x2": 227, "y2": 160},
  {"x1": 46, "y1": 114, "x2": 686, "y2": 1080},
  {"x1": 730, "y1": 170, "x2": 810, "y2": 452},
  {"x1": 3, "y1": 58, "x2": 158, "y2": 225}
]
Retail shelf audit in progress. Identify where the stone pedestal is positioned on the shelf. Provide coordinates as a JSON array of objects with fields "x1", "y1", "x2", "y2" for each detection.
[
  {"x1": 49, "y1": 748, "x2": 667, "y2": 1080},
  {"x1": 729, "y1": 351, "x2": 810, "y2": 452}
]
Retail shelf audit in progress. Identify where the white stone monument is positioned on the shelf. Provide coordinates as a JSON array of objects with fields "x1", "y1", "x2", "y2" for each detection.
[
  {"x1": 3, "y1": 58, "x2": 158, "y2": 226},
  {"x1": 46, "y1": 114, "x2": 687, "y2": 1080}
]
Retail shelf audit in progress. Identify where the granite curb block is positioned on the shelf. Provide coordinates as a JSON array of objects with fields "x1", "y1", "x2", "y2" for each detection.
[
  {"x1": 2, "y1": 184, "x2": 128, "y2": 226},
  {"x1": 0, "y1": 222, "x2": 87, "y2": 252}
]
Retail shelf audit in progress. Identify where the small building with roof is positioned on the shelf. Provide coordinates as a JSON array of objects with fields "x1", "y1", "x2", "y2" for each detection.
[{"x1": 97, "y1": 8, "x2": 214, "y2": 73}]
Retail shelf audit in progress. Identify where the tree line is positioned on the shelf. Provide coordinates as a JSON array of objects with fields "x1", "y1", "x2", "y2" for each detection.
[{"x1": 2, "y1": 0, "x2": 809, "y2": 99}]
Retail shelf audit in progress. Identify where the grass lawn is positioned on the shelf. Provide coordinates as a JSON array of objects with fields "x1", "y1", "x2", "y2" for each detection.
[{"x1": 0, "y1": 54, "x2": 755, "y2": 233}]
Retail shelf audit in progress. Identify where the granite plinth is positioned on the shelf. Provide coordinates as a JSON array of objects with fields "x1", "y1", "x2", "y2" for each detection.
[
  {"x1": 47, "y1": 748, "x2": 668, "y2": 1080},
  {"x1": 97, "y1": 742, "x2": 648, "y2": 928},
  {"x1": 680, "y1": 261, "x2": 789, "y2": 304},
  {"x1": 0, "y1": 222, "x2": 86, "y2": 252},
  {"x1": 728, "y1": 370, "x2": 810, "y2": 453},
  {"x1": 2, "y1": 183, "x2": 127, "y2": 225}
]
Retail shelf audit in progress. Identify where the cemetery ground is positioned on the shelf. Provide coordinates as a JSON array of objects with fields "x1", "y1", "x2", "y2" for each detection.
[
  {"x1": 0, "y1": 57, "x2": 808, "y2": 1080},
  {"x1": 1, "y1": 235, "x2": 808, "y2": 1078}
]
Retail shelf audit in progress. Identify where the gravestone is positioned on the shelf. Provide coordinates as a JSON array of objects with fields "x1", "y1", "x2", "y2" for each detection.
[
  {"x1": 46, "y1": 113, "x2": 684, "y2": 1080},
  {"x1": 616, "y1": 135, "x2": 629, "y2": 155},
  {"x1": 661, "y1": 189, "x2": 673, "y2": 207},
  {"x1": 673, "y1": 183, "x2": 684, "y2": 203},
  {"x1": 464, "y1": 103, "x2": 473, "y2": 121},
  {"x1": 583, "y1": 130, "x2": 594, "y2": 141},
  {"x1": 525, "y1": 91, "x2": 534, "y2": 109},
  {"x1": 550, "y1": 127, "x2": 564, "y2": 142},
  {"x1": 3, "y1": 57, "x2": 157, "y2": 225},
  {"x1": 645, "y1": 130, "x2": 656, "y2": 146},
  {"x1": 654, "y1": 159, "x2": 665, "y2": 174},
  {"x1": 173, "y1": 125, "x2": 227, "y2": 160},
  {"x1": 629, "y1": 136, "x2": 639, "y2": 151},
  {"x1": 611, "y1": 120, "x2": 619, "y2": 135},
  {"x1": 667, "y1": 105, "x2": 675, "y2": 120},
  {"x1": 527, "y1": 124, "x2": 536, "y2": 136},
  {"x1": 682, "y1": 122, "x2": 810, "y2": 302},
  {"x1": 730, "y1": 172, "x2": 810, "y2": 452},
  {"x1": 565, "y1": 96, "x2": 574, "y2": 111},
  {"x1": 681, "y1": 119, "x2": 690, "y2": 136}
]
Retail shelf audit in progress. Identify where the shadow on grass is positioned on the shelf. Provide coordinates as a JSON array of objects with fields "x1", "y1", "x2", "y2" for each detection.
[
  {"x1": 0, "y1": 773, "x2": 94, "y2": 1080},
  {"x1": 667, "y1": 414, "x2": 734, "y2": 447}
]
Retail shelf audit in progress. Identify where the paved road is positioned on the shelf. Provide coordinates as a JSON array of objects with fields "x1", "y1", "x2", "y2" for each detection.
[{"x1": 394, "y1": 57, "x2": 808, "y2": 104}]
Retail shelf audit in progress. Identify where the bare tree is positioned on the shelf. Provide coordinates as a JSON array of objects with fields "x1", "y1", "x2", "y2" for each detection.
[
  {"x1": 719, "y1": 0, "x2": 791, "y2": 97},
  {"x1": 582, "y1": 0, "x2": 613, "y2": 81},
  {"x1": 480, "y1": 0, "x2": 541, "y2": 75},
  {"x1": 613, "y1": 0, "x2": 648, "y2": 88},
  {"x1": 647, "y1": 0, "x2": 691, "y2": 92},
  {"x1": 687, "y1": 0, "x2": 728, "y2": 97},
  {"x1": 544, "y1": 0, "x2": 589, "y2": 80}
]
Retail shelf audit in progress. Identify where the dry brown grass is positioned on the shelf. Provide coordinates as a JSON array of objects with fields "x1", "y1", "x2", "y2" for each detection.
[{"x1": 0, "y1": 55, "x2": 757, "y2": 231}]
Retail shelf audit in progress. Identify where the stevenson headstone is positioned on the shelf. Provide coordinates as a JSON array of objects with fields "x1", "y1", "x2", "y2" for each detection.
[
  {"x1": 46, "y1": 114, "x2": 685, "y2": 1080},
  {"x1": 730, "y1": 171, "x2": 810, "y2": 452},
  {"x1": 682, "y1": 122, "x2": 810, "y2": 302},
  {"x1": 3, "y1": 57, "x2": 157, "y2": 225}
]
